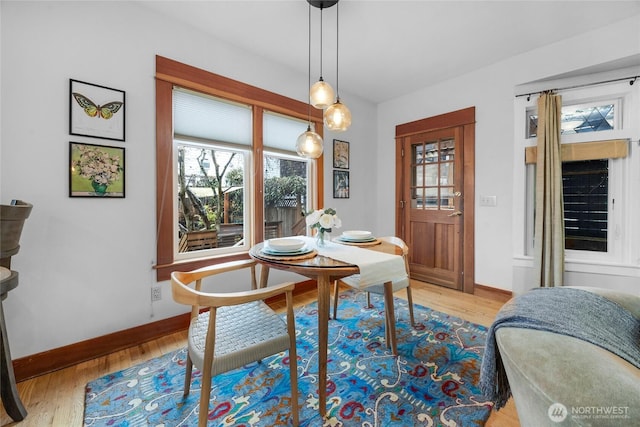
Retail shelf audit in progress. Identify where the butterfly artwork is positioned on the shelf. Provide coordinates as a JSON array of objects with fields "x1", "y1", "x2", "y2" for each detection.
[
  {"x1": 72, "y1": 93, "x2": 123, "y2": 119},
  {"x1": 70, "y1": 79, "x2": 125, "y2": 141}
]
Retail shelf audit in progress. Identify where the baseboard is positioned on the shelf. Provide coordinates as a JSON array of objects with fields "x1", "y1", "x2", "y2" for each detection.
[
  {"x1": 474, "y1": 283, "x2": 512, "y2": 303},
  {"x1": 13, "y1": 280, "x2": 317, "y2": 382}
]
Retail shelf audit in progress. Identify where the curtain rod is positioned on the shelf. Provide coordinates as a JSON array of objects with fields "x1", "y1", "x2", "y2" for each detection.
[{"x1": 515, "y1": 75, "x2": 639, "y2": 100}]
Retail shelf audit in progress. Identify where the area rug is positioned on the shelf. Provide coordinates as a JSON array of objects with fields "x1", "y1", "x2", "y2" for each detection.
[{"x1": 84, "y1": 290, "x2": 493, "y2": 426}]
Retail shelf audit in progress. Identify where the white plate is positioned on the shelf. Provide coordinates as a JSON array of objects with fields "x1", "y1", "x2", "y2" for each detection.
[
  {"x1": 262, "y1": 245, "x2": 312, "y2": 256},
  {"x1": 267, "y1": 238, "x2": 305, "y2": 252},
  {"x1": 342, "y1": 230, "x2": 373, "y2": 240},
  {"x1": 337, "y1": 235, "x2": 377, "y2": 243}
]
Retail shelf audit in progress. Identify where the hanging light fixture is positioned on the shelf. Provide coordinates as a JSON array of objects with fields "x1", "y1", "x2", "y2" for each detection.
[
  {"x1": 296, "y1": 2, "x2": 324, "y2": 159},
  {"x1": 324, "y1": 0, "x2": 351, "y2": 131},
  {"x1": 308, "y1": 1, "x2": 336, "y2": 109}
]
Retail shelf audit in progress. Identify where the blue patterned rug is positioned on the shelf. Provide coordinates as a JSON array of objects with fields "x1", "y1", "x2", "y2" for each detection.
[{"x1": 84, "y1": 290, "x2": 493, "y2": 426}]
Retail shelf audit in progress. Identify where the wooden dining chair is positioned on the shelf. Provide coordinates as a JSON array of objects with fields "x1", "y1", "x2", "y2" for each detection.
[
  {"x1": 171, "y1": 259, "x2": 299, "y2": 427},
  {"x1": 332, "y1": 236, "x2": 416, "y2": 351}
]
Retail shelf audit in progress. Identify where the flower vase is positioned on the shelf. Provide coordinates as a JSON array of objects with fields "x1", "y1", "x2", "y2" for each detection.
[
  {"x1": 316, "y1": 229, "x2": 331, "y2": 247},
  {"x1": 91, "y1": 180, "x2": 108, "y2": 196}
]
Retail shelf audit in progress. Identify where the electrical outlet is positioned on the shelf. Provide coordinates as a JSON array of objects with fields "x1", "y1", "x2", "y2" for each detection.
[{"x1": 151, "y1": 286, "x2": 162, "y2": 302}]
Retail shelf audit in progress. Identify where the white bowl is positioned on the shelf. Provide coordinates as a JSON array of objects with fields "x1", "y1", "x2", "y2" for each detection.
[
  {"x1": 342, "y1": 230, "x2": 373, "y2": 239},
  {"x1": 267, "y1": 238, "x2": 305, "y2": 252}
]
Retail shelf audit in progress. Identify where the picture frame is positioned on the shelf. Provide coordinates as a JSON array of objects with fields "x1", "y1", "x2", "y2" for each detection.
[
  {"x1": 69, "y1": 79, "x2": 125, "y2": 141},
  {"x1": 333, "y1": 139, "x2": 349, "y2": 169},
  {"x1": 333, "y1": 170, "x2": 350, "y2": 199},
  {"x1": 69, "y1": 142, "x2": 125, "y2": 198}
]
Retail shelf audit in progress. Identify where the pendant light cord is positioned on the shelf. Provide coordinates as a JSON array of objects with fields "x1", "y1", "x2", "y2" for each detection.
[
  {"x1": 319, "y1": 6, "x2": 324, "y2": 80},
  {"x1": 335, "y1": 1, "x2": 340, "y2": 98},
  {"x1": 307, "y1": 2, "x2": 312, "y2": 126}
]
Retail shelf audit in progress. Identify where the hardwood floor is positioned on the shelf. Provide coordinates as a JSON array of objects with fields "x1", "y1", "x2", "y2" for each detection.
[{"x1": 0, "y1": 280, "x2": 520, "y2": 426}]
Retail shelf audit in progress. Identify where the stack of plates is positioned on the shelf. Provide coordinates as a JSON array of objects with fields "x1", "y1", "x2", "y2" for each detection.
[
  {"x1": 336, "y1": 230, "x2": 377, "y2": 243},
  {"x1": 262, "y1": 238, "x2": 312, "y2": 256}
]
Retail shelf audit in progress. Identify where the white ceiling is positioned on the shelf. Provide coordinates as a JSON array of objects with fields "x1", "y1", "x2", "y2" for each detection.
[{"x1": 139, "y1": 0, "x2": 640, "y2": 103}]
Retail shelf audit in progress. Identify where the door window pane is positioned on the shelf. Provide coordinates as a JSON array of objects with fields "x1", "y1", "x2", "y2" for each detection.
[
  {"x1": 425, "y1": 164, "x2": 438, "y2": 186},
  {"x1": 440, "y1": 187, "x2": 455, "y2": 210},
  {"x1": 424, "y1": 188, "x2": 438, "y2": 209},
  {"x1": 440, "y1": 139, "x2": 455, "y2": 161},
  {"x1": 440, "y1": 162, "x2": 454, "y2": 186}
]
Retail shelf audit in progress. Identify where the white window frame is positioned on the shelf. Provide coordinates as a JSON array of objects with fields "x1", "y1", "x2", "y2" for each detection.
[
  {"x1": 513, "y1": 79, "x2": 640, "y2": 275},
  {"x1": 173, "y1": 139, "x2": 253, "y2": 261}
]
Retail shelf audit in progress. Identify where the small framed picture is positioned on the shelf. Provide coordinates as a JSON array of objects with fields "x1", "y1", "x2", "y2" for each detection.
[
  {"x1": 69, "y1": 142, "x2": 125, "y2": 198},
  {"x1": 333, "y1": 170, "x2": 349, "y2": 199},
  {"x1": 333, "y1": 139, "x2": 349, "y2": 169},
  {"x1": 70, "y1": 79, "x2": 125, "y2": 141}
]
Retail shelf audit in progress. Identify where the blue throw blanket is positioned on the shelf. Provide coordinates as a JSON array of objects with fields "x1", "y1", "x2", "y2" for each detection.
[{"x1": 480, "y1": 287, "x2": 640, "y2": 409}]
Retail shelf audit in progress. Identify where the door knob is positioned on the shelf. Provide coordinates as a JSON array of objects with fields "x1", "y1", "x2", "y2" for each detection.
[
  {"x1": 454, "y1": 191, "x2": 462, "y2": 197},
  {"x1": 448, "y1": 210, "x2": 462, "y2": 217}
]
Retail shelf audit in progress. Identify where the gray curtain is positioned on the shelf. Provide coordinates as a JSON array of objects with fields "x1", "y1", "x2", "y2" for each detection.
[{"x1": 533, "y1": 92, "x2": 564, "y2": 287}]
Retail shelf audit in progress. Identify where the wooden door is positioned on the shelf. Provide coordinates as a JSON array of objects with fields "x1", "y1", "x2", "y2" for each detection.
[{"x1": 395, "y1": 108, "x2": 475, "y2": 293}]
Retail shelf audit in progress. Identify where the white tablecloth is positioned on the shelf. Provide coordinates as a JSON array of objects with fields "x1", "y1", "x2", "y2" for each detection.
[{"x1": 297, "y1": 236, "x2": 407, "y2": 289}]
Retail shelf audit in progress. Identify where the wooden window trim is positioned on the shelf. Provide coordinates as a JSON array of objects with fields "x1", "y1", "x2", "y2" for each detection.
[
  {"x1": 154, "y1": 56, "x2": 323, "y2": 281},
  {"x1": 524, "y1": 139, "x2": 629, "y2": 164}
]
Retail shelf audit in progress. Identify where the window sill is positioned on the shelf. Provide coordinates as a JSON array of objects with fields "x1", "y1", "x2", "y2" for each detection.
[
  {"x1": 154, "y1": 252, "x2": 251, "y2": 282},
  {"x1": 513, "y1": 255, "x2": 640, "y2": 278}
]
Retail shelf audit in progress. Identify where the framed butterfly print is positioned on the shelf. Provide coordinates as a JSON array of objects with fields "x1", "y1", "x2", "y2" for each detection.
[{"x1": 69, "y1": 79, "x2": 125, "y2": 141}]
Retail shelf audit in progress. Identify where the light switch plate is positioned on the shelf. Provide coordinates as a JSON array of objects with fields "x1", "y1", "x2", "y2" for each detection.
[{"x1": 480, "y1": 195, "x2": 497, "y2": 207}]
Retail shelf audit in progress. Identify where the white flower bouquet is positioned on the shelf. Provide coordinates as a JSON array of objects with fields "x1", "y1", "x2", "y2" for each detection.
[{"x1": 306, "y1": 208, "x2": 341, "y2": 245}]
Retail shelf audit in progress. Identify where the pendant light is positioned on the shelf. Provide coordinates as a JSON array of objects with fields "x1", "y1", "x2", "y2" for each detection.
[
  {"x1": 308, "y1": 1, "x2": 335, "y2": 109},
  {"x1": 297, "y1": 2, "x2": 324, "y2": 159},
  {"x1": 324, "y1": 0, "x2": 351, "y2": 131}
]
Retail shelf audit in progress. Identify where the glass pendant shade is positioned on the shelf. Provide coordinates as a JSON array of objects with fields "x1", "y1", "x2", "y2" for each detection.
[
  {"x1": 309, "y1": 78, "x2": 335, "y2": 109},
  {"x1": 324, "y1": 99, "x2": 351, "y2": 131},
  {"x1": 296, "y1": 126, "x2": 324, "y2": 159}
]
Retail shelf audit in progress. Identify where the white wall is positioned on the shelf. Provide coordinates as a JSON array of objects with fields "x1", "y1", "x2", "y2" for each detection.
[
  {"x1": 376, "y1": 14, "x2": 640, "y2": 292},
  {"x1": 0, "y1": 1, "x2": 377, "y2": 359}
]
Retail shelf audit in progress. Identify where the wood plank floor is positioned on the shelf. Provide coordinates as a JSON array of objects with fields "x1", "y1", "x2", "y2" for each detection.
[{"x1": 1, "y1": 280, "x2": 520, "y2": 426}]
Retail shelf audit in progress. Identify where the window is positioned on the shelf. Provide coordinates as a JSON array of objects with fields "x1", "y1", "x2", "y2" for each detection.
[
  {"x1": 263, "y1": 112, "x2": 312, "y2": 240},
  {"x1": 562, "y1": 159, "x2": 608, "y2": 252},
  {"x1": 155, "y1": 56, "x2": 324, "y2": 281},
  {"x1": 516, "y1": 80, "x2": 637, "y2": 268},
  {"x1": 526, "y1": 99, "x2": 620, "y2": 138},
  {"x1": 173, "y1": 89, "x2": 252, "y2": 258},
  {"x1": 410, "y1": 138, "x2": 455, "y2": 210}
]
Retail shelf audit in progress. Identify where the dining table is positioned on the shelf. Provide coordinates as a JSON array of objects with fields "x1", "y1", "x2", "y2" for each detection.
[{"x1": 248, "y1": 235, "x2": 407, "y2": 418}]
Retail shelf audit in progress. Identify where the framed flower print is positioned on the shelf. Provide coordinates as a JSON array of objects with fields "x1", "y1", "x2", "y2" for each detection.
[{"x1": 69, "y1": 142, "x2": 125, "y2": 198}]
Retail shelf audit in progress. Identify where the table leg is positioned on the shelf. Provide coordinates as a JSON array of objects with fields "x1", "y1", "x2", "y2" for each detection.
[
  {"x1": 383, "y1": 281, "x2": 398, "y2": 356},
  {"x1": 259, "y1": 265, "x2": 270, "y2": 289},
  {"x1": 0, "y1": 299, "x2": 28, "y2": 421},
  {"x1": 316, "y1": 273, "x2": 330, "y2": 417}
]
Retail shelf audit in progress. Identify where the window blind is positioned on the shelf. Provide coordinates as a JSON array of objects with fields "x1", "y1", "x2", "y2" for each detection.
[
  {"x1": 173, "y1": 88, "x2": 252, "y2": 146},
  {"x1": 263, "y1": 111, "x2": 308, "y2": 153}
]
